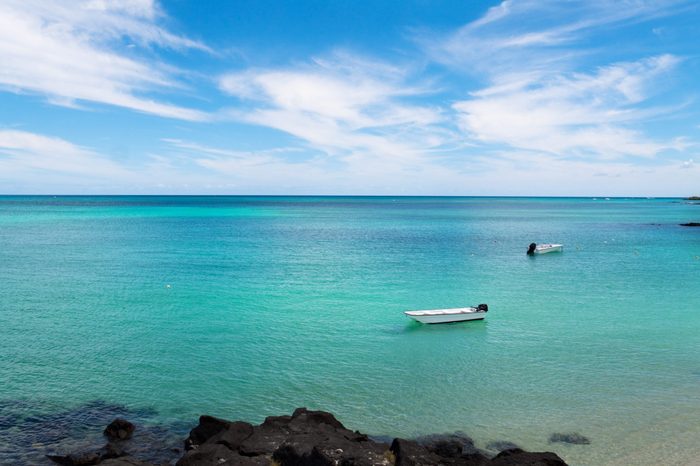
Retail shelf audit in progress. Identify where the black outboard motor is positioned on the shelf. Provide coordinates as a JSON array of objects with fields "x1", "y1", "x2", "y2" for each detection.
[
  {"x1": 527, "y1": 242, "x2": 537, "y2": 255},
  {"x1": 477, "y1": 303, "x2": 488, "y2": 312}
]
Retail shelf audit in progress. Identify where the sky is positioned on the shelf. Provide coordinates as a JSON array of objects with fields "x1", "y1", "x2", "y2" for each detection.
[{"x1": 0, "y1": 0, "x2": 699, "y2": 196}]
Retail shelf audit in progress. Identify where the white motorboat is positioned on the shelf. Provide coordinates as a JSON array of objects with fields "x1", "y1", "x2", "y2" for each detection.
[
  {"x1": 404, "y1": 304, "x2": 488, "y2": 324},
  {"x1": 527, "y1": 243, "x2": 563, "y2": 255},
  {"x1": 535, "y1": 243, "x2": 563, "y2": 254}
]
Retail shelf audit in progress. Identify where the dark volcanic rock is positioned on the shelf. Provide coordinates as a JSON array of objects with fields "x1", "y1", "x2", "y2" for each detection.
[
  {"x1": 290, "y1": 407, "x2": 345, "y2": 430},
  {"x1": 548, "y1": 432, "x2": 590, "y2": 445},
  {"x1": 184, "y1": 415, "x2": 236, "y2": 449},
  {"x1": 416, "y1": 432, "x2": 488, "y2": 459},
  {"x1": 104, "y1": 418, "x2": 135, "y2": 441},
  {"x1": 274, "y1": 433, "x2": 389, "y2": 466},
  {"x1": 485, "y1": 441, "x2": 521, "y2": 453},
  {"x1": 208, "y1": 421, "x2": 255, "y2": 450},
  {"x1": 239, "y1": 422, "x2": 292, "y2": 456},
  {"x1": 391, "y1": 438, "x2": 443, "y2": 466},
  {"x1": 177, "y1": 443, "x2": 269, "y2": 466},
  {"x1": 490, "y1": 448, "x2": 567, "y2": 465},
  {"x1": 38, "y1": 406, "x2": 570, "y2": 466},
  {"x1": 47, "y1": 443, "x2": 125, "y2": 465},
  {"x1": 390, "y1": 437, "x2": 489, "y2": 466},
  {"x1": 100, "y1": 458, "x2": 155, "y2": 466}
]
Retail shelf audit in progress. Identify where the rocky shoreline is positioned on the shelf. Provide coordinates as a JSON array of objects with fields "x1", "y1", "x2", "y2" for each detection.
[{"x1": 45, "y1": 407, "x2": 569, "y2": 466}]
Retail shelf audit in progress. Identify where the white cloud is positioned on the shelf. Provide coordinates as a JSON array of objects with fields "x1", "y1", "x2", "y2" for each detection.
[
  {"x1": 0, "y1": 129, "x2": 129, "y2": 181},
  {"x1": 161, "y1": 138, "x2": 470, "y2": 194},
  {"x1": 0, "y1": 0, "x2": 208, "y2": 120},
  {"x1": 453, "y1": 55, "x2": 681, "y2": 159},
  {"x1": 219, "y1": 52, "x2": 456, "y2": 167},
  {"x1": 423, "y1": 0, "x2": 690, "y2": 74},
  {"x1": 416, "y1": 1, "x2": 691, "y2": 163}
]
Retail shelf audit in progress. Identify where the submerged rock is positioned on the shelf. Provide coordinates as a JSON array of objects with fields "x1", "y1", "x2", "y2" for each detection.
[
  {"x1": 100, "y1": 459, "x2": 154, "y2": 466},
  {"x1": 486, "y1": 441, "x2": 521, "y2": 453},
  {"x1": 104, "y1": 419, "x2": 135, "y2": 441},
  {"x1": 491, "y1": 448, "x2": 567, "y2": 465},
  {"x1": 47, "y1": 443, "x2": 124, "y2": 465},
  {"x1": 548, "y1": 432, "x2": 590, "y2": 445}
]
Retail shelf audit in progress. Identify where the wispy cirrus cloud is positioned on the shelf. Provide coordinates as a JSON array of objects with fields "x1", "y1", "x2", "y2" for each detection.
[
  {"x1": 0, "y1": 129, "x2": 130, "y2": 187},
  {"x1": 0, "y1": 0, "x2": 209, "y2": 120},
  {"x1": 160, "y1": 137, "x2": 474, "y2": 194},
  {"x1": 419, "y1": 0, "x2": 692, "y2": 163},
  {"x1": 454, "y1": 54, "x2": 685, "y2": 159},
  {"x1": 219, "y1": 52, "x2": 457, "y2": 163},
  {"x1": 424, "y1": 0, "x2": 691, "y2": 74}
]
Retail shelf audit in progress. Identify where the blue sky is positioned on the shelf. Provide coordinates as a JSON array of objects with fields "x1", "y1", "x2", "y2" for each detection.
[{"x1": 0, "y1": 0, "x2": 698, "y2": 195}]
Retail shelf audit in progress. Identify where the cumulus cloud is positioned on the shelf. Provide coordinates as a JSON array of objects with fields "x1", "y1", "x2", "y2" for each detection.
[{"x1": 0, "y1": 0, "x2": 208, "y2": 120}]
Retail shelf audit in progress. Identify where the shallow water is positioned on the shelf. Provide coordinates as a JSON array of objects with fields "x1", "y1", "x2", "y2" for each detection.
[{"x1": 1, "y1": 196, "x2": 699, "y2": 465}]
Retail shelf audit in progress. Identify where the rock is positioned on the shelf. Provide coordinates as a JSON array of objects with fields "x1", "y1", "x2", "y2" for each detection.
[
  {"x1": 290, "y1": 408, "x2": 345, "y2": 430},
  {"x1": 390, "y1": 438, "x2": 443, "y2": 466},
  {"x1": 548, "y1": 432, "x2": 590, "y2": 445},
  {"x1": 184, "y1": 415, "x2": 235, "y2": 450},
  {"x1": 239, "y1": 423, "x2": 292, "y2": 457},
  {"x1": 417, "y1": 433, "x2": 487, "y2": 459},
  {"x1": 104, "y1": 418, "x2": 135, "y2": 441},
  {"x1": 272, "y1": 443, "x2": 335, "y2": 466},
  {"x1": 239, "y1": 407, "x2": 365, "y2": 458},
  {"x1": 47, "y1": 443, "x2": 124, "y2": 465},
  {"x1": 485, "y1": 441, "x2": 521, "y2": 453},
  {"x1": 490, "y1": 448, "x2": 567, "y2": 465},
  {"x1": 273, "y1": 432, "x2": 390, "y2": 466},
  {"x1": 100, "y1": 458, "x2": 156, "y2": 466},
  {"x1": 426, "y1": 438, "x2": 464, "y2": 458},
  {"x1": 207, "y1": 421, "x2": 255, "y2": 450},
  {"x1": 177, "y1": 443, "x2": 269, "y2": 466},
  {"x1": 261, "y1": 414, "x2": 293, "y2": 429},
  {"x1": 390, "y1": 437, "x2": 489, "y2": 466},
  {"x1": 680, "y1": 222, "x2": 700, "y2": 227},
  {"x1": 39, "y1": 407, "x2": 570, "y2": 466}
]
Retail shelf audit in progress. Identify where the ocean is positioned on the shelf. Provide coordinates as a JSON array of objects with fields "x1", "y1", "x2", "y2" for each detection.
[{"x1": 1, "y1": 196, "x2": 699, "y2": 465}]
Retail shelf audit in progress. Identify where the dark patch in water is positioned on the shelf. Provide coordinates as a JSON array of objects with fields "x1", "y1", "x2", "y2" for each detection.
[
  {"x1": 549, "y1": 432, "x2": 590, "y2": 445},
  {"x1": 0, "y1": 399, "x2": 185, "y2": 465}
]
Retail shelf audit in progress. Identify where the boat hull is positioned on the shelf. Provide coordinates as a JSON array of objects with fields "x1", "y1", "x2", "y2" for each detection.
[
  {"x1": 404, "y1": 307, "x2": 486, "y2": 324},
  {"x1": 535, "y1": 244, "x2": 563, "y2": 254}
]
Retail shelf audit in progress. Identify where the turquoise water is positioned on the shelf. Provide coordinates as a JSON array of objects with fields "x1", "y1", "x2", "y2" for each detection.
[{"x1": 1, "y1": 196, "x2": 699, "y2": 465}]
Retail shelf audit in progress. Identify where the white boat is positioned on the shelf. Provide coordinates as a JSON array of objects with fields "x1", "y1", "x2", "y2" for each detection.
[
  {"x1": 527, "y1": 243, "x2": 563, "y2": 255},
  {"x1": 404, "y1": 305, "x2": 488, "y2": 324},
  {"x1": 534, "y1": 243, "x2": 563, "y2": 254}
]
